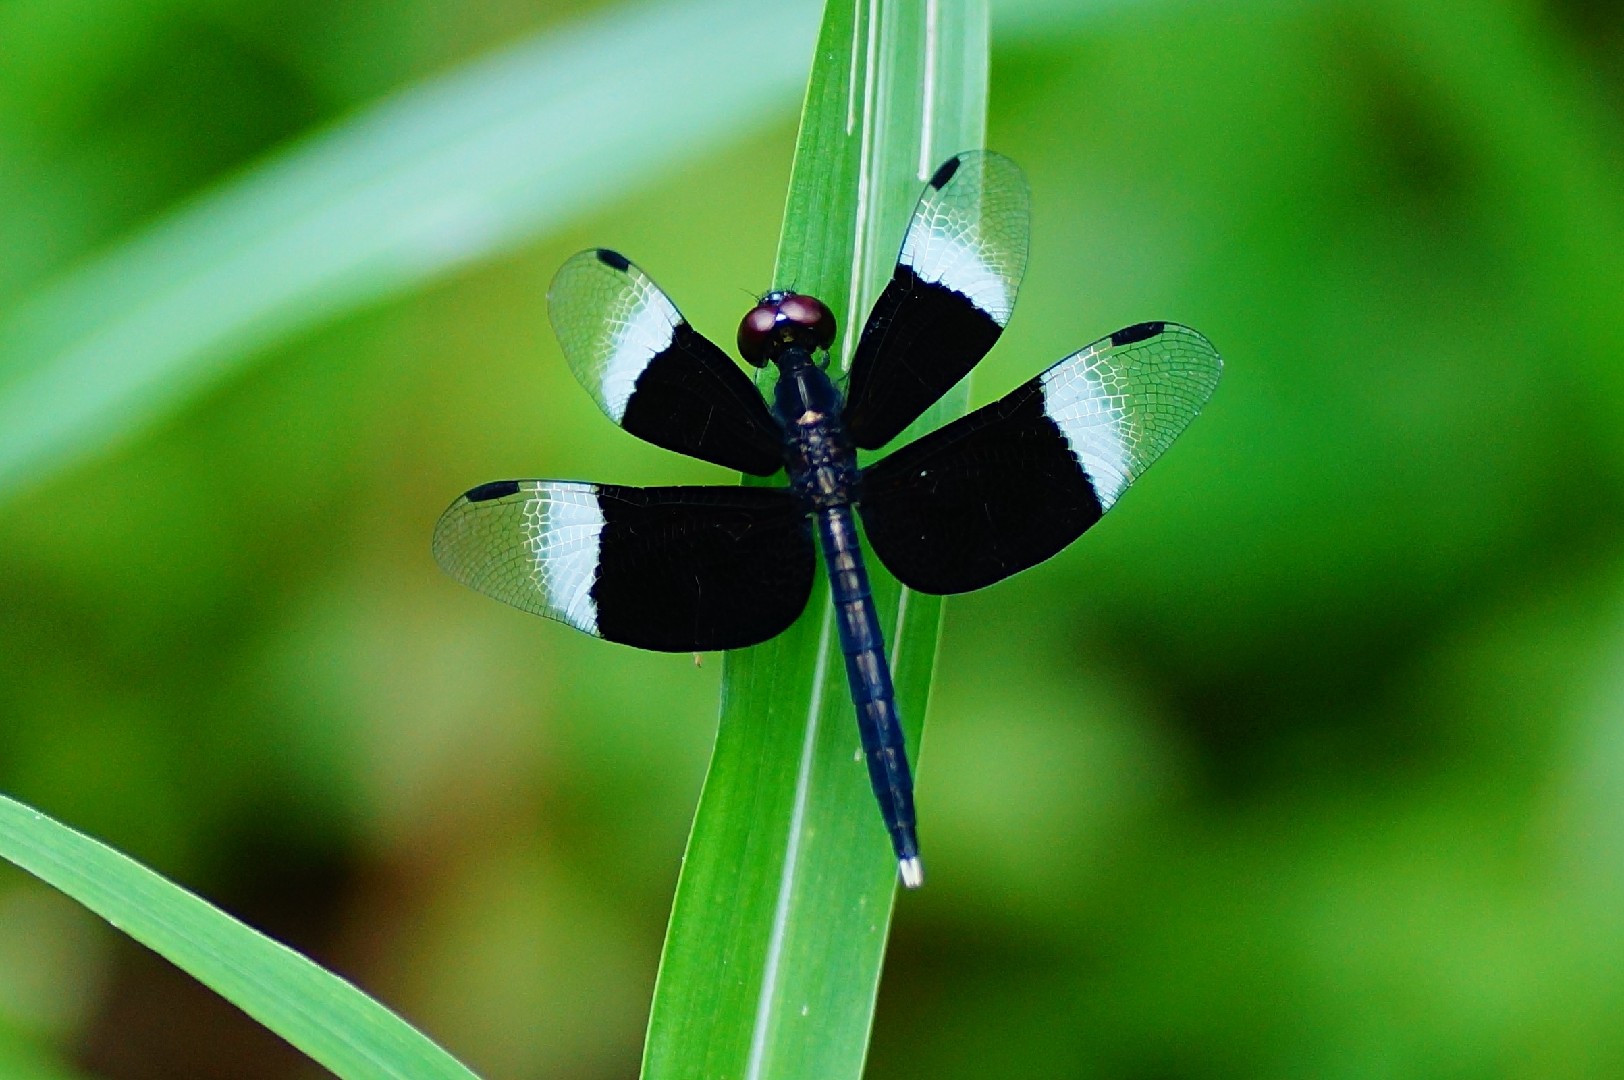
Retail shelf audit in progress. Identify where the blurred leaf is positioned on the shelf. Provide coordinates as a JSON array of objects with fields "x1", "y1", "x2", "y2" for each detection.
[
  {"x1": 641, "y1": 2, "x2": 989, "y2": 1078},
  {"x1": 0, "y1": 0, "x2": 821, "y2": 504},
  {"x1": 0, "y1": 1025, "x2": 91, "y2": 1080},
  {"x1": 0, "y1": 794, "x2": 482, "y2": 1080},
  {"x1": 1377, "y1": 0, "x2": 1624, "y2": 460}
]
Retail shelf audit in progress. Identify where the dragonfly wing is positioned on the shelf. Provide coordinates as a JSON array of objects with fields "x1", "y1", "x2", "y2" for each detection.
[
  {"x1": 549, "y1": 249, "x2": 784, "y2": 475},
  {"x1": 860, "y1": 322, "x2": 1221, "y2": 593},
  {"x1": 434, "y1": 480, "x2": 814, "y2": 651},
  {"x1": 843, "y1": 152, "x2": 1030, "y2": 450}
]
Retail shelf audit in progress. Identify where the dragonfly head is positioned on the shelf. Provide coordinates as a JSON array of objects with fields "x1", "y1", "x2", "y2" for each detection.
[{"x1": 737, "y1": 291, "x2": 836, "y2": 368}]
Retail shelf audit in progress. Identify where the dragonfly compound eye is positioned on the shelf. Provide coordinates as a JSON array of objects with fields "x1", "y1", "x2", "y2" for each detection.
[
  {"x1": 737, "y1": 302, "x2": 780, "y2": 366},
  {"x1": 777, "y1": 294, "x2": 835, "y2": 350},
  {"x1": 737, "y1": 292, "x2": 837, "y2": 365}
]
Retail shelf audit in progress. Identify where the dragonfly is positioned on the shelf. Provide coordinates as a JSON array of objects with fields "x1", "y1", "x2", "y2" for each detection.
[{"x1": 433, "y1": 152, "x2": 1222, "y2": 888}]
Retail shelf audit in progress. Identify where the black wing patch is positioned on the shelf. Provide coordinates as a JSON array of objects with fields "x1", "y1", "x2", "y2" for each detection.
[
  {"x1": 843, "y1": 152, "x2": 1030, "y2": 450},
  {"x1": 859, "y1": 322, "x2": 1221, "y2": 594},
  {"x1": 433, "y1": 481, "x2": 814, "y2": 651},
  {"x1": 549, "y1": 249, "x2": 785, "y2": 475}
]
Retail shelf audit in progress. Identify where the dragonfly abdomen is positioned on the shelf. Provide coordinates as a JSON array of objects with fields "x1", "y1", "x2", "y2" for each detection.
[{"x1": 817, "y1": 503, "x2": 922, "y2": 887}]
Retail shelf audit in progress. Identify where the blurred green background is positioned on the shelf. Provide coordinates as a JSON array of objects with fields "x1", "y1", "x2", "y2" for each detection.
[{"x1": 3, "y1": 0, "x2": 1624, "y2": 1076}]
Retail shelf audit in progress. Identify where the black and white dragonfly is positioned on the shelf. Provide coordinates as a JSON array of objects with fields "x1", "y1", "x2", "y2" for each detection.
[{"x1": 433, "y1": 152, "x2": 1221, "y2": 888}]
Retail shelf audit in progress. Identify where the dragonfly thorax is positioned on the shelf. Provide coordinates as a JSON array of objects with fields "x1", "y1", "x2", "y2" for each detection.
[
  {"x1": 773, "y1": 356, "x2": 858, "y2": 510},
  {"x1": 771, "y1": 348, "x2": 845, "y2": 429}
]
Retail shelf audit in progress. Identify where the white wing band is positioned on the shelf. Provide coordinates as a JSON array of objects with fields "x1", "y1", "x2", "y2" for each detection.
[
  {"x1": 1039, "y1": 358, "x2": 1133, "y2": 511},
  {"x1": 594, "y1": 285, "x2": 681, "y2": 422},
  {"x1": 521, "y1": 483, "x2": 603, "y2": 635},
  {"x1": 900, "y1": 220, "x2": 1015, "y2": 323}
]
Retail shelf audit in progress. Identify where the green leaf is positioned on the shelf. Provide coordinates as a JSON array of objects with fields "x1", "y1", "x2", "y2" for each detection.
[
  {"x1": 0, "y1": 0, "x2": 817, "y2": 504},
  {"x1": 642, "y1": 2, "x2": 989, "y2": 1078},
  {"x1": 0, "y1": 794, "x2": 482, "y2": 1080}
]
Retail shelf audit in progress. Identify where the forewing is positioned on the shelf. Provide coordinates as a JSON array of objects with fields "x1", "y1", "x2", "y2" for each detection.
[
  {"x1": 843, "y1": 151, "x2": 1030, "y2": 450},
  {"x1": 859, "y1": 322, "x2": 1221, "y2": 594},
  {"x1": 549, "y1": 249, "x2": 784, "y2": 475},
  {"x1": 433, "y1": 480, "x2": 814, "y2": 651}
]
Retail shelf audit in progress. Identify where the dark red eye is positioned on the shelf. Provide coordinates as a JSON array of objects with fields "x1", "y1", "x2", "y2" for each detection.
[
  {"x1": 736, "y1": 292, "x2": 837, "y2": 365},
  {"x1": 780, "y1": 294, "x2": 835, "y2": 348},
  {"x1": 737, "y1": 303, "x2": 780, "y2": 365}
]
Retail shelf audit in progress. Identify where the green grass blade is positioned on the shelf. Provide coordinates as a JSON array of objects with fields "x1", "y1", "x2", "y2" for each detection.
[
  {"x1": 0, "y1": 0, "x2": 817, "y2": 505},
  {"x1": 643, "y1": 2, "x2": 989, "y2": 1078},
  {"x1": 0, "y1": 794, "x2": 482, "y2": 1080}
]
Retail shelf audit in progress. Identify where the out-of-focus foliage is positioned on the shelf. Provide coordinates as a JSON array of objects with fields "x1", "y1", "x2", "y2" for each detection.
[
  {"x1": 0, "y1": 0, "x2": 819, "y2": 501},
  {"x1": 1, "y1": 0, "x2": 1622, "y2": 1078}
]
